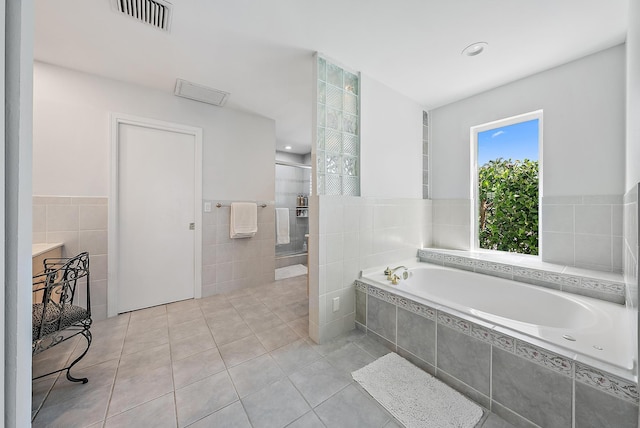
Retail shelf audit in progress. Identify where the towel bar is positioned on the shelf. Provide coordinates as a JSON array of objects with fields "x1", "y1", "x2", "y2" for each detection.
[{"x1": 216, "y1": 202, "x2": 267, "y2": 208}]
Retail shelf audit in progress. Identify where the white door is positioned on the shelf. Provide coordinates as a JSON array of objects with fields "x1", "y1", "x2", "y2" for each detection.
[{"x1": 116, "y1": 122, "x2": 196, "y2": 313}]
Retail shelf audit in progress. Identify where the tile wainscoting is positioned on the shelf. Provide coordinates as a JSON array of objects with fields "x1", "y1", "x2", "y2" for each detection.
[
  {"x1": 33, "y1": 196, "x2": 109, "y2": 320},
  {"x1": 201, "y1": 201, "x2": 276, "y2": 297},
  {"x1": 33, "y1": 197, "x2": 276, "y2": 320},
  {"x1": 355, "y1": 280, "x2": 639, "y2": 428}
]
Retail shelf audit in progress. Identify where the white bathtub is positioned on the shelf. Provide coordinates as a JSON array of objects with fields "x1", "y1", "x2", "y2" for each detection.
[{"x1": 361, "y1": 263, "x2": 635, "y2": 373}]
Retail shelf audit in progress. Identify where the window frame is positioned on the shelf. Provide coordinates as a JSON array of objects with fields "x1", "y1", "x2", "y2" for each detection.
[{"x1": 470, "y1": 110, "x2": 544, "y2": 254}]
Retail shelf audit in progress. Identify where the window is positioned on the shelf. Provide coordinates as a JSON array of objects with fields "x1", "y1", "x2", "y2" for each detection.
[
  {"x1": 471, "y1": 111, "x2": 542, "y2": 255},
  {"x1": 315, "y1": 55, "x2": 361, "y2": 196}
]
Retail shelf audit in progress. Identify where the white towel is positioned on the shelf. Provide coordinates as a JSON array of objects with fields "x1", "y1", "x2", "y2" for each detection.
[
  {"x1": 275, "y1": 208, "x2": 290, "y2": 245},
  {"x1": 230, "y1": 202, "x2": 258, "y2": 238}
]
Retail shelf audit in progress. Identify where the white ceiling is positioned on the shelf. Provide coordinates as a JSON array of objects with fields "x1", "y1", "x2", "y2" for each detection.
[{"x1": 35, "y1": 0, "x2": 628, "y2": 154}]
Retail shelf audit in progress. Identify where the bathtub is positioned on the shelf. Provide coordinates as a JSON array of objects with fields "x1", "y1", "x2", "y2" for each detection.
[{"x1": 360, "y1": 262, "x2": 635, "y2": 373}]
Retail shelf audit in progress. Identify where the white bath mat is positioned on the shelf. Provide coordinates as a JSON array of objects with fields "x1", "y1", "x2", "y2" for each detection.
[
  {"x1": 352, "y1": 352, "x2": 483, "y2": 428},
  {"x1": 275, "y1": 264, "x2": 308, "y2": 280}
]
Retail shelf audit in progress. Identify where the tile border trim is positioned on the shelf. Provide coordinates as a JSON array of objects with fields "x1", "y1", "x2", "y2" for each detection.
[{"x1": 575, "y1": 363, "x2": 639, "y2": 404}]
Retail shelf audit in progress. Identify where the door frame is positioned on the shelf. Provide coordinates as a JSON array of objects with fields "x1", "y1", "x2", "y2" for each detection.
[{"x1": 108, "y1": 113, "x2": 203, "y2": 317}]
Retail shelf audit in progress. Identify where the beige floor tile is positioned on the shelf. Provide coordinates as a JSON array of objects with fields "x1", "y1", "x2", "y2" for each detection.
[
  {"x1": 288, "y1": 316, "x2": 310, "y2": 338},
  {"x1": 117, "y1": 343, "x2": 171, "y2": 380},
  {"x1": 186, "y1": 401, "x2": 251, "y2": 428},
  {"x1": 127, "y1": 313, "x2": 168, "y2": 335},
  {"x1": 122, "y1": 325, "x2": 170, "y2": 355},
  {"x1": 255, "y1": 323, "x2": 301, "y2": 352},
  {"x1": 108, "y1": 364, "x2": 174, "y2": 416},
  {"x1": 170, "y1": 331, "x2": 216, "y2": 361},
  {"x1": 228, "y1": 354, "x2": 285, "y2": 397},
  {"x1": 167, "y1": 307, "x2": 204, "y2": 326},
  {"x1": 218, "y1": 335, "x2": 267, "y2": 368},
  {"x1": 210, "y1": 320, "x2": 253, "y2": 346},
  {"x1": 244, "y1": 312, "x2": 284, "y2": 333},
  {"x1": 175, "y1": 371, "x2": 238, "y2": 427},
  {"x1": 44, "y1": 359, "x2": 118, "y2": 408},
  {"x1": 105, "y1": 392, "x2": 177, "y2": 428},
  {"x1": 241, "y1": 378, "x2": 310, "y2": 428},
  {"x1": 33, "y1": 384, "x2": 112, "y2": 428},
  {"x1": 203, "y1": 306, "x2": 242, "y2": 324},
  {"x1": 169, "y1": 318, "x2": 210, "y2": 342},
  {"x1": 172, "y1": 348, "x2": 226, "y2": 390},
  {"x1": 129, "y1": 304, "x2": 166, "y2": 321},
  {"x1": 166, "y1": 299, "x2": 200, "y2": 313},
  {"x1": 270, "y1": 339, "x2": 322, "y2": 375}
]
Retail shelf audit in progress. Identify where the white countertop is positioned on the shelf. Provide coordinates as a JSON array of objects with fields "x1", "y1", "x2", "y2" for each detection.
[{"x1": 32, "y1": 243, "x2": 64, "y2": 257}]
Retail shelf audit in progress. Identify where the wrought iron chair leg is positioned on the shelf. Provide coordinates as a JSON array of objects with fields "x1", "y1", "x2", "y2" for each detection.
[{"x1": 65, "y1": 329, "x2": 92, "y2": 384}]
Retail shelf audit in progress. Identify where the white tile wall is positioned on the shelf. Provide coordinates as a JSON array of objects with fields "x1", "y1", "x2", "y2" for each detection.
[
  {"x1": 429, "y1": 196, "x2": 624, "y2": 273},
  {"x1": 309, "y1": 196, "x2": 431, "y2": 343},
  {"x1": 201, "y1": 201, "x2": 275, "y2": 297},
  {"x1": 542, "y1": 196, "x2": 623, "y2": 272},
  {"x1": 33, "y1": 196, "x2": 109, "y2": 320},
  {"x1": 431, "y1": 199, "x2": 471, "y2": 250}
]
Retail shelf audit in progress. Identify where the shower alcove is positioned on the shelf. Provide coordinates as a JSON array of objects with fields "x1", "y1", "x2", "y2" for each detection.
[{"x1": 275, "y1": 155, "x2": 311, "y2": 269}]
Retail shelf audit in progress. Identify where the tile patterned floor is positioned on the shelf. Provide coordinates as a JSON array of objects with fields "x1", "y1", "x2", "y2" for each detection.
[{"x1": 32, "y1": 275, "x2": 514, "y2": 428}]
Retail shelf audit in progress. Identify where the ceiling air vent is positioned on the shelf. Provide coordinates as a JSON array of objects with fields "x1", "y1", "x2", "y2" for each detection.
[
  {"x1": 111, "y1": 0, "x2": 173, "y2": 32},
  {"x1": 174, "y1": 79, "x2": 230, "y2": 107}
]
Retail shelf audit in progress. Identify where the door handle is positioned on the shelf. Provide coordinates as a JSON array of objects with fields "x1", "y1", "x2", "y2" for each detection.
[{"x1": 189, "y1": 223, "x2": 195, "y2": 230}]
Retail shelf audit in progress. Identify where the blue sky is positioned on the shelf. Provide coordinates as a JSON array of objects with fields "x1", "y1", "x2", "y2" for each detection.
[{"x1": 478, "y1": 119, "x2": 539, "y2": 166}]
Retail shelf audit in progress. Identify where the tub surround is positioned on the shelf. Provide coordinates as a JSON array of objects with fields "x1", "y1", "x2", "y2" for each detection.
[
  {"x1": 355, "y1": 277, "x2": 639, "y2": 428},
  {"x1": 419, "y1": 248, "x2": 626, "y2": 305}
]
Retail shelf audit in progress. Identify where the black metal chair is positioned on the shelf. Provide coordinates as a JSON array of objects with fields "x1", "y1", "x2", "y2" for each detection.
[{"x1": 32, "y1": 252, "x2": 92, "y2": 384}]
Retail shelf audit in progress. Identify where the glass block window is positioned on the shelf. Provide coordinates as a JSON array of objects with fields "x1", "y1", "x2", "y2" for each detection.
[{"x1": 316, "y1": 56, "x2": 361, "y2": 196}]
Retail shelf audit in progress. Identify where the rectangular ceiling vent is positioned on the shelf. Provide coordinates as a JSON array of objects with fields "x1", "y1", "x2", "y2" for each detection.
[
  {"x1": 174, "y1": 79, "x2": 230, "y2": 107},
  {"x1": 111, "y1": 0, "x2": 173, "y2": 32}
]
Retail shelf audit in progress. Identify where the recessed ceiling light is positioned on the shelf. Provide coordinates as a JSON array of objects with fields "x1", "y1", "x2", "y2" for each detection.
[
  {"x1": 462, "y1": 42, "x2": 488, "y2": 57},
  {"x1": 284, "y1": 145, "x2": 292, "y2": 150}
]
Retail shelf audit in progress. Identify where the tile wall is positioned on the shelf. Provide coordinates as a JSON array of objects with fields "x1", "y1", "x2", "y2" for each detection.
[
  {"x1": 201, "y1": 202, "x2": 276, "y2": 297},
  {"x1": 308, "y1": 196, "x2": 432, "y2": 343},
  {"x1": 355, "y1": 281, "x2": 639, "y2": 428},
  {"x1": 33, "y1": 196, "x2": 109, "y2": 320},
  {"x1": 431, "y1": 196, "x2": 625, "y2": 274},
  {"x1": 541, "y1": 195, "x2": 623, "y2": 272},
  {"x1": 623, "y1": 184, "x2": 639, "y2": 308},
  {"x1": 431, "y1": 199, "x2": 471, "y2": 250}
]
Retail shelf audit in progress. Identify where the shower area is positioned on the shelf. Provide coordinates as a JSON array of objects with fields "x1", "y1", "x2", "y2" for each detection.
[{"x1": 275, "y1": 157, "x2": 311, "y2": 269}]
